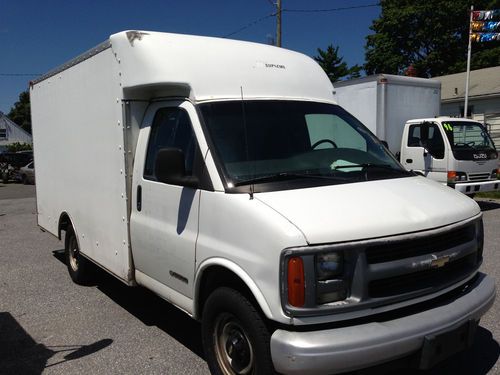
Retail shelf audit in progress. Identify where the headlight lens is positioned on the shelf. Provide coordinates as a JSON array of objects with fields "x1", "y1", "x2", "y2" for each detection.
[
  {"x1": 447, "y1": 171, "x2": 467, "y2": 183},
  {"x1": 316, "y1": 251, "x2": 348, "y2": 304},
  {"x1": 316, "y1": 252, "x2": 343, "y2": 280}
]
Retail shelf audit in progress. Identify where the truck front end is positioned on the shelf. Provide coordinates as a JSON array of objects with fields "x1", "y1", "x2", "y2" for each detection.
[
  {"x1": 441, "y1": 119, "x2": 500, "y2": 195},
  {"x1": 196, "y1": 100, "x2": 496, "y2": 374}
]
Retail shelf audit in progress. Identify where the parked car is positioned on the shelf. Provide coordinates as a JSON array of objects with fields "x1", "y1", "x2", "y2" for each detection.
[
  {"x1": 0, "y1": 151, "x2": 33, "y2": 183},
  {"x1": 18, "y1": 161, "x2": 35, "y2": 184}
]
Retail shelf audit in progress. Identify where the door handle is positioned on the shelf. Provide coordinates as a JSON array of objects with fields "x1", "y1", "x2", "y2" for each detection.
[
  {"x1": 137, "y1": 185, "x2": 142, "y2": 212},
  {"x1": 406, "y1": 159, "x2": 413, "y2": 163}
]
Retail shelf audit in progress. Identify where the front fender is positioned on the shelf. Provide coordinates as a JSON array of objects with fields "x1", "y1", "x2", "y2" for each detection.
[{"x1": 193, "y1": 257, "x2": 274, "y2": 320}]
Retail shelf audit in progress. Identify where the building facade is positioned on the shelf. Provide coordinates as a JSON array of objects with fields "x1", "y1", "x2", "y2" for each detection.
[
  {"x1": 434, "y1": 66, "x2": 500, "y2": 149},
  {"x1": 0, "y1": 111, "x2": 32, "y2": 152}
]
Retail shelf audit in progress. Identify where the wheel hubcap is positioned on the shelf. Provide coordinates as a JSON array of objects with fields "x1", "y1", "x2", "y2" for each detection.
[
  {"x1": 69, "y1": 236, "x2": 79, "y2": 271},
  {"x1": 214, "y1": 314, "x2": 254, "y2": 374}
]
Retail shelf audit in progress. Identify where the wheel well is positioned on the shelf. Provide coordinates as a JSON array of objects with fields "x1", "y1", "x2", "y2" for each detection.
[
  {"x1": 197, "y1": 266, "x2": 260, "y2": 320},
  {"x1": 58, "y1": 212, "x2": 72, "y2": 240}
]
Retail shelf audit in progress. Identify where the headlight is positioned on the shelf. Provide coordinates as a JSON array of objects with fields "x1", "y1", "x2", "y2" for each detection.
[
  {"x1": 283, "y1": 248, "x2": 352, "y2": 312},
  {"x1": 316, "y1": 252, "x2": 343, "y2": 280},
  {"x1": 447, "y1": 171, "x2": 467, "y2": 183},
  {"x1": 316, "y1": 251, "x2": 348, "y2": 304}
]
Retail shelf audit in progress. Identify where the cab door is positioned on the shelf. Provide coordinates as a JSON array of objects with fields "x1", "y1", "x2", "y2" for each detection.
[
  {"x1": 401, "y1": 122, "x2": 448, "y2": 183},
  {"x1": 130, "y1": 100, "x2": 208, "y2": 299}
]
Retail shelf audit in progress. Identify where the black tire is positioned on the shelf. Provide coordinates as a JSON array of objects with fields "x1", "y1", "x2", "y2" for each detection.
[
  {"x1": 2, "y1": 172, "x2": 8, "y2": 184},
  {"x1": 65, "y1": 227, "x2": 93, "y2": 285},
  {"x1": 21, "y1": 174, "x2": 27, "y2": 185},
  {"x1": 202, "y1": 287, "x2": 276, "y2": 375}
]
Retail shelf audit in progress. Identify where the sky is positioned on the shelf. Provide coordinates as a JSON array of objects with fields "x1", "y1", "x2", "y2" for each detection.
[{"x1": 0, "y1": 0, "x2": 380, "y2": 114}]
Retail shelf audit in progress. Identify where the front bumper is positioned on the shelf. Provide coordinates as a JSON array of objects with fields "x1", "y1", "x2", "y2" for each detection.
[
  {"x1": 270, "y1": 273, "x2": 495, "y2": 375},
  {"x1": 451, "y1": 180, "x2": 500, "y2": 194}
]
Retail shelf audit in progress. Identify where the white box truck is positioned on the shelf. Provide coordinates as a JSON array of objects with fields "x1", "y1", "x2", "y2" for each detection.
[
  {"x1": 31, "y1": 31, "x2": 495, "y2": 374},
  {"x1": 333, "y1": 75, "x2": 500, "y2": 196}
]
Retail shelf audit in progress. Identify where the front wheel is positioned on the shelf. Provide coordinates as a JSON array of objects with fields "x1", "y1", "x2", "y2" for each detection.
[{"x1": 202, "y1": 287, "x2": 275, "y2": 375}]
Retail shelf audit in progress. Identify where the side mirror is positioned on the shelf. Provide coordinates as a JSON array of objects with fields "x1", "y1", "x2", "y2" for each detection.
[{"x1": 154, "y1": 148, "x2": 198, "y2": 188}]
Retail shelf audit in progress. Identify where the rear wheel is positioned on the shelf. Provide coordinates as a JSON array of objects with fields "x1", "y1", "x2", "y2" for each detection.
[
  {"x1": 202, "y1": 287, "x2": 275, "y2": 375},
  {"x1": 65, "y1": 227, "x2": 93, "y2": 285},
  {"x1": 21, "y1": 174, "x2": 27, "y2": 184}
]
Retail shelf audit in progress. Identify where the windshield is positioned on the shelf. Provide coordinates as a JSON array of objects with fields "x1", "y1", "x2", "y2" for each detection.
[
  {"x1": 199, "y1": 100, "x2": 411, "y2": 191},
  {"x1": 442, "y1": 121, "x2": 498, "y2": 160}
]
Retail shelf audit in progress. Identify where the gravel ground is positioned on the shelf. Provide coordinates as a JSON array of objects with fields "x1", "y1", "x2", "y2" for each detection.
[{"x1": 0, "y1": 183, "x2": 498, "y2": 374}]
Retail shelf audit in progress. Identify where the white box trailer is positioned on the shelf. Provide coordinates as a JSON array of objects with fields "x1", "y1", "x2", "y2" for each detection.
[
  {"x1": 333, "y1": 74, "x2": 441, "y2": 154},
  {"x1": 31, "y1": 31, "x2": 495, "y2": 374}
]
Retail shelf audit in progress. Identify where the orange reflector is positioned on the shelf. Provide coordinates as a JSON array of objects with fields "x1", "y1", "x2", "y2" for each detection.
[
  {"x1": 447, "y1": 171, "x2": 457, "y2": 182},
  {"x1": 288, "y1": 257, "x2": 305, "y2": 307}
]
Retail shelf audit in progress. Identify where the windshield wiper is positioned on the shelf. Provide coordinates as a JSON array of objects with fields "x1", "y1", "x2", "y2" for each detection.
[
  {"x1": 233, "y1": 172, "x2": 350, "y2": 186},
  {"x1": 333, "y1": 163, "x2": 411, "y2": 175}
]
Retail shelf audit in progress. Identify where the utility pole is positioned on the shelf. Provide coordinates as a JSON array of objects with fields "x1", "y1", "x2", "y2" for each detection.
[
  {"x1": 276, "y1": 0, "x2": 282, "y2": 47},
  {"x1": 464, "y1": 5, "x2": 473, "y2": 118}
]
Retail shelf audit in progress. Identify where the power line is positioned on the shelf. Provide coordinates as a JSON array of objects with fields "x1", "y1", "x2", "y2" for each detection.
[
  {"x1": 284, "y1": 3, "x2": 379, "y2": 13},
  {"x1": 223, "y1": 3, "x2": 379, "y2": 39},
  {"x1": 223, "y1": 13, "x2": 276, "y2": 38}
]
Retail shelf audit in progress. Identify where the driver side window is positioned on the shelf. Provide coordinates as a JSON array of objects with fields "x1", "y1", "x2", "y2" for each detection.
[
  {"x1": 407, "y1": 123, "x2": 445, "y2": 159},
  {"x1": 144, "y1": 107, "x2": 197, "y2": 181}
]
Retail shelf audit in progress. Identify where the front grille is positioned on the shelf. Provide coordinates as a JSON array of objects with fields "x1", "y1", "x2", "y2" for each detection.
[
  {"x1": 365, "y1": 224, "x2": 475, "y2": 264},
  {"x1": 368, "y1": 253, "x2": 478, "y2": 298},
  {"x1": 468, "y1": 172, "x2": 490, "y2": 181}
]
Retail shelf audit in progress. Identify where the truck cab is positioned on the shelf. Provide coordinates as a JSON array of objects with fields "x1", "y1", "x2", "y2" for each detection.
[{"x1": 401, "y1": 117, "x2": 499, "y2": 195}]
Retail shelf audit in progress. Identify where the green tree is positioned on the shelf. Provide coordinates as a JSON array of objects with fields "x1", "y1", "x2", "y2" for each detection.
[
  {"x1": 8, "y1": 90, "x2": 31, "y2": 134},
  {"x1": 365, "y1": 0, "x2": 500, "y2": 77},
  {"x1": 314, "y1": 44, "x2": 362, "y2": 82}
]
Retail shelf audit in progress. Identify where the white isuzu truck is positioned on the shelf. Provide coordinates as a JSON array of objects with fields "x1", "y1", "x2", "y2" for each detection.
[
  {"x1": 333, "y1": 75, "x2": 500, "y2": 196},
  {"x1": 31, "y1": 31, "x2": 495, "y2": 374}
]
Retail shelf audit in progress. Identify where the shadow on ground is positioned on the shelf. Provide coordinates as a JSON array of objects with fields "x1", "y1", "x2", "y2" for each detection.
[
  {"x1": 477, "y1": 199, "x2": 500, "y2": 212},
  {"x1": 0, "y1": 311, "x2": 112, "y2": 374},
  {"x1": 52, "y1": 249, "x2": 205, "y2": 359}
]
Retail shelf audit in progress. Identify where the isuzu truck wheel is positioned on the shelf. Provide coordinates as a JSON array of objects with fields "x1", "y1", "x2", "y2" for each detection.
[
  {"x1": 202, "y1": 287, "x2": 275, "y2": 375},
  {"x1": 65, "y1": 227, "x2": 92, "y2": 285}
]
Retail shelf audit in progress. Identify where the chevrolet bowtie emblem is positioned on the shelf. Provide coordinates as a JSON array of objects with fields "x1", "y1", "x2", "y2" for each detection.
[{"x1": 431, "y1": 255, "x2": 450, "y2": 268}]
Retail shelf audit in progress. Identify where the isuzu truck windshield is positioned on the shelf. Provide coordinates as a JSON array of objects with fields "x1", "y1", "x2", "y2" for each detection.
[
  {"x1": 200, "y1": 101, "x2": 411, "y2": 191},
  {"x1": 442, "y1": 121, "x2": 498, "y2": 160}
]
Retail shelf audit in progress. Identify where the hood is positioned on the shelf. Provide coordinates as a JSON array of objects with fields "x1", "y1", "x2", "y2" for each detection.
[{"x1": 255, "y1": 176, "x2": 480, "y2": 245}]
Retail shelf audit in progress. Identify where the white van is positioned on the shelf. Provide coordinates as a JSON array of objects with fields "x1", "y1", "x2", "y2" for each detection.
[{"x1": 31, "y1": 31, "x2": 495, "y2": 374}]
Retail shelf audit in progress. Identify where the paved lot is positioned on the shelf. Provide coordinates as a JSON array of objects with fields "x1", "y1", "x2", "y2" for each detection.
[{"x1": 0, "y1": 182, "x2": 499, "y2": 374}]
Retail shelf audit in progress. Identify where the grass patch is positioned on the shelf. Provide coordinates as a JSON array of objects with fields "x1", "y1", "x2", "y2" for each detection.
[{"x1": 476, "y1": 191, "x2": 500, "y2": 199}]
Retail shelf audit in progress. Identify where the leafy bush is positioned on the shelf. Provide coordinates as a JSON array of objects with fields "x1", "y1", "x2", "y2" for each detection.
[{"x1": 6, "y1": 142, "x2": 32, "y2": 152}]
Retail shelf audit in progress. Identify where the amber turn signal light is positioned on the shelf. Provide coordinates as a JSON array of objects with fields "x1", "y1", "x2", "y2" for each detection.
[{"x1": 288, "y1": 257, "x2": 305, "y2": 307}]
